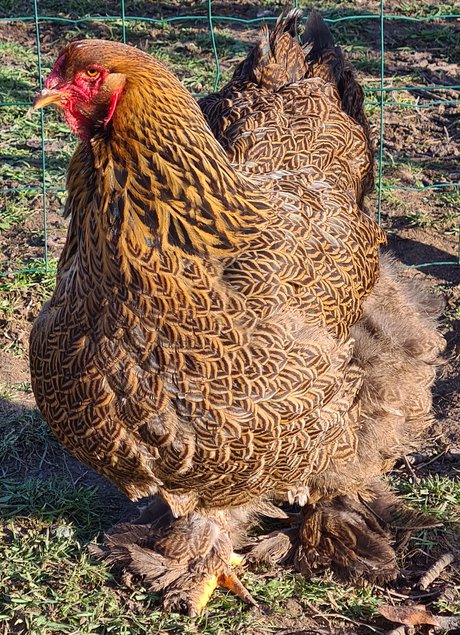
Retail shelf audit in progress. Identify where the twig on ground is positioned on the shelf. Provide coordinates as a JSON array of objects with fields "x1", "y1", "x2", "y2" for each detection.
[
  {"x1": 375, "y1": 586, "x2": 442, "y2": 602},
  {"x1": 419, "y1": 553, "x2": 455, "y2": 590},
  {"x1": 417, "y1": 450, "x2": 448, "y2": 470},
  {"x1": 303, "y1": 603, "x2": 384, "y2": 635},
  {"x1": 403, "y1": 456, "x2": 420, "y2": 483}
]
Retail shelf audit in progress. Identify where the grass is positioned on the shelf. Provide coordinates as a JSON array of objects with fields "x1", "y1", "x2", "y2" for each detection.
[
  {"x1": 396, "y1": 475, "x2": 460, "y2": 615},
  {"x1": 0, "y1": 200, "x2": 30, "y2": 232},
  {"x1": 0, "y1": 406, "x2": 57, "y2": 473},
  {"x1": 1, "y1": 427, "x2": 458, "y2": 634},
  {"x1": 0, "y1": 259, "x2": 56, "y2": 310},
  {"x1": 397, "y1": 475, "x2": 460, "y2": 525},
  {"x1": 378, "y1": 157, "x2": 460, "y2": 237},
  {"x1": 380, "y1": 178, "x2": 460, "y2": 238},
  {"x1": 0, "y1": 259, "x2": 57, "y2": 357}
]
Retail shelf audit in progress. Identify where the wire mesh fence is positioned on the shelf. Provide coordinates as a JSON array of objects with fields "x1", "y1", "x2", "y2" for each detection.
[{"x1": 0, "y1": 0, "x2": 459, "y2": 278}]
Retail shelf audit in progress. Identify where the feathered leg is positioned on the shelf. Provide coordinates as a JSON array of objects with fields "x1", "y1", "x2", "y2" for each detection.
[
  {"x1": 90, "y1": 499, "x2": 256, "y2": 615},
  {"x1": 294, "y1": 492, "x2": 398, "y2": 583},
  {"x1": 249, "y1": 489, "x2": 399, "y2": 584},
  {"x1": 301, "y1": 258, "x2": 445, "y2": 577}
]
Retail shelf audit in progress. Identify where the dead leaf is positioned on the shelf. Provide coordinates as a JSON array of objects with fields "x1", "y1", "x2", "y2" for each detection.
[{"x1": 378, "y1": 604, "x2": 440, "y2": 627}]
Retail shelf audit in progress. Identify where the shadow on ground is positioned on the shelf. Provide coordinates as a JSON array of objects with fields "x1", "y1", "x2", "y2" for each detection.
[{"x1": 0, "y1": 397, "x2": 138, "y2": 540}]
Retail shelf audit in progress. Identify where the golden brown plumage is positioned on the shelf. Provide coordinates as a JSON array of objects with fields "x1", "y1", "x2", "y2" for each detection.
[{"x1": 30, "y1": 11, "x2": 444, "y2": 613}]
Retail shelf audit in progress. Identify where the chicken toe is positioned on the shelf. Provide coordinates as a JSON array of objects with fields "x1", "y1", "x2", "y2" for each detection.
[{"x1": 90, "y1": 510, "x2": 255, "y2": 614}]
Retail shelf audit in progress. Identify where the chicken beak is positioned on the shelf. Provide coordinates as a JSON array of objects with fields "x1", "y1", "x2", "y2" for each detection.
[{"x1": 32, "y1": 87, "x2": 68, "y2": 110}]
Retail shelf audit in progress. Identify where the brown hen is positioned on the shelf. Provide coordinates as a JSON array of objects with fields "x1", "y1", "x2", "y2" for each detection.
[{"x1": 30, "y1": 10, "x2": 445, "y2": 613}]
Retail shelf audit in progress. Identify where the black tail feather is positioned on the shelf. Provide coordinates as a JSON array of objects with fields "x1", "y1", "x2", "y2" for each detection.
[
  {"x1": 302, "y1": 9, "x2": 336, "y2": 57},
  {"x1": 302, "y1": 9, "x2": 346, "y2": 88}
]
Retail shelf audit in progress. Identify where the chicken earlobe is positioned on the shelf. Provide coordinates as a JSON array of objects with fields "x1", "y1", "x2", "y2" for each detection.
[{"x1": 99, "y1": 72, "x2": 126, "y2": 126}]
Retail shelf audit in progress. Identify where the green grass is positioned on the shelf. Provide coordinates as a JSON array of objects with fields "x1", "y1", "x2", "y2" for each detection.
[
  {"x1": 396, "y1": 475, "x2": 460, "y2": 615},
  {"x1": 0, "y1": 199, "x2": 30, "y2": 231},
  {"x1": 381, "y1": 180, "x2": 460, "y2": 234},
  {"x1": 0, "y1": 513, "x2": 383, "y2": 634},
  {"x1": 0, "y1": 258, "x2": 56, "y2": 309},
  {"x1": 0, "y1": 405, "x2": 57, "y2": 474},
  {"x1": 0, "y1": 42, "x2": 38, "y2": 103},
  {"x1": 397, "y1": 475, "x2": 460, "y2": 525},
  {"x1": 1, "y1": 457, "x2": 458, "y2": 634},
  {"x1": 0, "y1": 259, "x2": 57, "y2": 356}
]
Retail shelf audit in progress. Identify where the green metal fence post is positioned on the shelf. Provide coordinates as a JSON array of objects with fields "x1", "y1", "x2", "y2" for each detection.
[
  {"x1": 377, "y1": 0, "x2": 385, "y2": 226},
  {"x1": 207, "y1": 0, "x2": 220, "y2": 92},
  {"x1": 121, "y1": 0, "x2": 126, "y2": 44}
]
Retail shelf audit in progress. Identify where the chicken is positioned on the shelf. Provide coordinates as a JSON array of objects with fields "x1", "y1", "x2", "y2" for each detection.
[{"x1": 30, "y1": 10, "x2": 445, "y2": 614}]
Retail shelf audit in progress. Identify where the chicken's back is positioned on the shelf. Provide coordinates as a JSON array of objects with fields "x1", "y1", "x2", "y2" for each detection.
[
  {"x1": 201, "y1": 10, "x2": 373, "y2": 200},
  {"x1": 200, "y1": 10, "x2": 385, "y2": 337}
]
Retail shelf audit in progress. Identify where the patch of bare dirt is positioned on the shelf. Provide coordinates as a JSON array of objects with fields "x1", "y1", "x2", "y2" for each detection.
[{"x1": 0, "y1": 351, "x2": 30, "y2": 394}]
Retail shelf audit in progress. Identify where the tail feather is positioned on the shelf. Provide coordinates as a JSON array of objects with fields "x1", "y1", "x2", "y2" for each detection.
[
  {"x1": 234, "y1": 10, "x2": 368, "y2": 127},
  {"x1": 302, "y1": 9, "x2": 337, "y2": 68},
  {"x1": 301, "y1": 10, "x2": 374, "y2": 197},
  {"x1": 303, "y1": 11, "x2": 370, "y2": 135},
  {"x1": 205, "y1": 8, "x2": 374, "y2": 201},
  {"x1": 232, "y1": 9, "x2": 307, "y2": 90},
  {"x1": 302, "y1": 10, "x2": 346, "y2": 94}
]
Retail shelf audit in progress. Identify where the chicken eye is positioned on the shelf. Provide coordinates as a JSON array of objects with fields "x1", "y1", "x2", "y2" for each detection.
[{"x1": 85, "y1": 67, "x2": 100, "y2": 78}]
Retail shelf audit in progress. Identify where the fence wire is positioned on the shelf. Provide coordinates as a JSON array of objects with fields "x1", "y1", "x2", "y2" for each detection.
[{"x1": 0, "y1": 0, "x2": 459, "y2": 278}]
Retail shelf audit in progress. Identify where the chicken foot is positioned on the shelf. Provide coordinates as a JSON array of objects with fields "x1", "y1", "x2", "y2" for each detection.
[
  {"x1": 247, "y1": 494, "x2": 400, "y2": 585},
  {"x1": 294, "y1": 495, "x2": 399, "y2": 584},
  {"x1": 90, "y1": 502, "x2": 256, "y2": 615}
]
